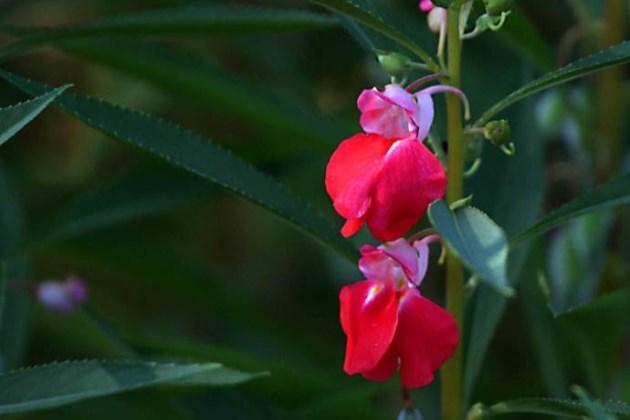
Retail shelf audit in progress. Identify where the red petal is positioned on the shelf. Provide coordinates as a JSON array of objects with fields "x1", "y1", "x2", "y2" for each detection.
[
  {"x1": 325, "y1": 133, "x2": 394, "y2": 224},
  {"x1": 341, "y1": 218, "x2": 364, "y2": 238},
  {"x1": 366, "y1": 139, "x2": 446, "y2": 241},
  {"x1": 340, "y1": 280, "x2": 399, "y2": 375},
  {"x1": 394, "y1": 288, "x2": 459, "y2": 389},
  {"x1": 361, "y1": 344, "x2": 398, "y2": 382}
]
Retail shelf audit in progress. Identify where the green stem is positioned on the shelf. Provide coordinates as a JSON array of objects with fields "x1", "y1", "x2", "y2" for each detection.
[
  {"x1": 441, "y1": 2, "x2": 465, "y2": 420},
  {"x1": 597, "y1": 0, "x2": 625, "y2": 179}
]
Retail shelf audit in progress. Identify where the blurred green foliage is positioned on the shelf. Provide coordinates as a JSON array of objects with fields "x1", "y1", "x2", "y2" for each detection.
[{"x1": 0, "y1": 0, "x2": 628, "y2": 418}]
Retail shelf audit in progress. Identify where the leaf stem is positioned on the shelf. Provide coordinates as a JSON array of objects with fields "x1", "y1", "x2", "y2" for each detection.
[{"x1": 441, "y1": 2, "x2": 465, "y2": 420}]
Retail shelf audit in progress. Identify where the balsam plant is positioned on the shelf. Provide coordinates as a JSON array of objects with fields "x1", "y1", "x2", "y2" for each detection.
[{"x1": 0, "y1": 0, "x2": 628, "y2": 419}]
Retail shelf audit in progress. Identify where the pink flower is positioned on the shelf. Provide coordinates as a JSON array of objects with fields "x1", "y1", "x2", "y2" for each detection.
[
  {"x1": 325, "y1": 133, "x2": 446, "y2": 241},
  {"x1": 357, "y1": 84, "x2": 468, "y2": 141},
  {"x1": 419, "y1": 0, "x2": 434, "y2": 12},
  {"x1": 340, "y1": 237, "x2": 458, "y2": 388},
  {"x1": 37, "y1": 276, "x2": 88, "y2": 313}
]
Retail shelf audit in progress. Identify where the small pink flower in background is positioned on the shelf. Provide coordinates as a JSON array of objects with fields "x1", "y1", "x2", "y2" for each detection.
[
  {"x1": 357, "y1": 83, "x2": 469, "y2": 142},
  {"x1": 419, "y1": 0, "x2": 434, "y2": 12},
  {"x1": 37, "y1": 276, "x2": 88, "y2": 313},
  {"x1": 340, "y1": 236, "x2": 458, "y2": 388}
]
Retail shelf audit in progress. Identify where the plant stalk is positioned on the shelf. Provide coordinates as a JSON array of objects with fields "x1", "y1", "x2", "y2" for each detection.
[{"x1": 441, "y1": 2, "x2": 465, "y2": 420}]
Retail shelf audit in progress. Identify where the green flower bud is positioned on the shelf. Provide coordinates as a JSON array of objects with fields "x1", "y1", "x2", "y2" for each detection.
[
  {"x1": 376, "y1": 51, "x2": 413, "y2": 79},
  {"x1": 483, "y1": 119, "x2": 511, "y2": 146},
  {"x1": 483, "y1": 0, "x2": 512, "y2": 16}
]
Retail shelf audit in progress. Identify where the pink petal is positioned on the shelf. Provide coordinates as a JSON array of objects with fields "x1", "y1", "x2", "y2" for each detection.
[
  {"x1": 414, "y1": 93, "x2": 435, "y2": 141},
  {"x1": 395, "y1": 288, "x2": 459, "y2": 388},
  {"x1": 366, "y1": 139, "x2": 446, "y2": 241},
  {"x1": 340, "y1": 280, "x2": 399, "y2": 374},
  {"x1": 382, "y1": 84, "x2": 417, "y2": 112},
  {"x1": 325, "y1": 133, "x2": 393, "y2": 224},
  {"x1": 380, "y1": 238, "x2": 420, "y2": 282},
  {"x1": 358, "y1": 86, "x2": 417, "y2": 139},
  {"x1": 412, "y1": 235, "x2": 440, "y2": 286},
  {"x1": 358, "y1": 246, "x2": 400, "y2": 283},
  {"x1": 419, "y1": 0, "x2": 434, "y2": 12}
]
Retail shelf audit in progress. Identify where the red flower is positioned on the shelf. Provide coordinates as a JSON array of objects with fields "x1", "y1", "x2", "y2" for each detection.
[
  {"x1": 325, "y1": 133, "x2": 446, "y2": 241},
  {"x1": 339, "y1": 238, "x2": 458, "y2": 388}
]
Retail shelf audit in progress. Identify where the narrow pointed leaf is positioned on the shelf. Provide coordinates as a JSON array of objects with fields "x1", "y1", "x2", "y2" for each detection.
[
  {"x1": 0, "y1": 6, "x2": 337, "y2": 59},
  {"x1": 0, "y1": 167, "x2": 30, "y2": 372},
  {"x1": 311, "y1": 0, "x2": 439, "y2": 71},
  {"x1": 513, "y1": 173, "x2": 630, "y2": 244},
  {"x1": 476, "y1": 41, "x2": 630, "y2": 126},
  {"x1": 476, "y1": 397, "x2": 629, "y2": 418},
  {"x1": 0, "y1": 360, "x2": 263, "y2": 415},
  {"x1": 0, "y1": 70, "x2": 356, "y2": 261},
  {"x1": 428, "y1": 200, "x2": 512, "y2": 295},
  {"x1": 0, "y1": 85, "x2": 69, "y2": 147}
]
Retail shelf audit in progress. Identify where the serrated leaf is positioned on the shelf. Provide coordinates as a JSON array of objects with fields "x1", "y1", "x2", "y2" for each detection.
[
  {"x1": 428, "y1": 200, "x2": 512, "y2": 295},
  {"x1": 0, "y1": 85, "x2": 69, "y2": 147},
  {"x1": 311, "y1": 0, "x2": 439, "y2": 71},
  {"x1": 477, "y1": 397, "x2": 629, "y2": 418},
  {"x1": 0, "y1": 70, "x2": 357, "y2": 261},
  {"x1": 476, "y1": 41, "x2": 630, "y2": 126},
  {"x1": 513, "y1": 173, "x2": 630, "y2": 244},
  {"x1": 0, "y1": 360, "x2": 263, "y2": 415},
  {"x1": 0, "y1": 6, "x2": 336, "y2": 59}
]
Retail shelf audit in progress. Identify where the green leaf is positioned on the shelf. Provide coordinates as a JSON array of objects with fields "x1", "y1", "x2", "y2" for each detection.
[
  {"x1": 33, "y1": 167, "x2": 212, "y2": 244},
  {"x1": 497, "y1": 6, "x2": 554, "y2": 71},
  {"x1": 463, "y1": 99, "x2": 544, "y2": 403},
  {"x1": 0, "y1": 70, "x2": 357, "y2": 261},
  {"x1": 311, "y1": 0, "x2": 439, "y2": 71},
  {"x1": 0, "y1": 85, "x2": 70, "y2": 147},
  {"x1": 0, "y1": 360, "x2": 263, "y2": 415},
  {"x1": 475, "y1": 41, "x2": 630, "y2": 126},
  {"x1": 475, "y1": 397, "x2": 629, "y2": 418},
  {"x1": 0, "y1": 6, "x2": 337, "y2": 59},
  {"x1": 60, "y1": 42, "x2": 342, "y2": 155},
  {"x1": 546, "y1": 212, "x2": 612, "y2": 314},
  {"x1": 0, "y1": 167, "x2": 30, "y2": 372},
  {"x1": 513, "y1": 173, "x2": 630, "y2": 244},
  {"x1": 428, "y1": 200, "x2": 512, "y2": 295}
]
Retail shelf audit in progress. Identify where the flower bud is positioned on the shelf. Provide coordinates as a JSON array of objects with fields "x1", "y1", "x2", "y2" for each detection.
[
  {"x1": 483, "y1": 0, "x2": 512, "y2": 16},
  {"x1": 376, "y1": 51, "x2": 413, "y2": 79},
  {"x1": 418, "y1": 0, "x2": 434, "y2": 12},
  {"x1": 483, "y1": 119, "x2": 511, "y2": 146},
  {"x1": 427, "y1": 7, "x2": 447, "y2": 33}
]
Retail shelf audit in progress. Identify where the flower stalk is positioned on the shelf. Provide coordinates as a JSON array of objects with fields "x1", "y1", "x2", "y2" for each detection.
[{"x1": 441, "y1": 1, "x2": 466, "y2": 419}]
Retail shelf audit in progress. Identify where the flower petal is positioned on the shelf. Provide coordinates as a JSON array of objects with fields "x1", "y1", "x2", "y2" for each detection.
[
  {"x1": 366, "y1": 139, "x2": 446, "y2": 241},
  {"x1": 380, "y1": 238, "x2": 419, "y2": 282},
  {"x1": 340, "y1": 280, "x2": 399, "y2": 375},
  {"x1": 412, "y1": 235, "x2": 440, "y2": 286},
  {"x1": 358, "y1": 246, "x2": 400, "y2": 283},
  {"x1": 395, "y1": 289, "x2": 459, "y2": 388},
  {"x1": 358, "y1": 86, "x2": 416, "y2": 139},
  {"x1": 325, "y1": 133, "x2": 393, "y2": 223},
  {"x1": 361, "y1": 344, "x2": 398, "y2": 382},
  {"x1": 414, "y1": 93, "x2": 435, "y2": 141}
]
